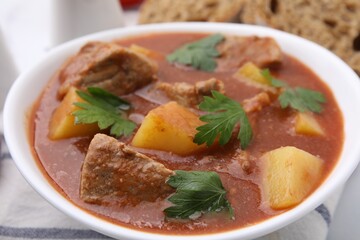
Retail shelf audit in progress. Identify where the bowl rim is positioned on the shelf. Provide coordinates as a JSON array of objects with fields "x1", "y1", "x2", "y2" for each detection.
[{"x1": 4, "y1": 22, "x2": 360, "y2": 240}]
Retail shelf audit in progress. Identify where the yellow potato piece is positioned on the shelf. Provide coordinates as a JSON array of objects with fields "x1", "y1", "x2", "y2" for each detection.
[
  {"x1": 48, "y1": 87, "x2": 99, "y2": 140},
  {"x1": 131, "y1": 101, "x2": 205, "y2": 155},
  {"x1": 237, "y1": 62, "x2": 270, "y2": 85},
  {"x1": 261, "y1": 146, "x2": 323, "y2": 210},
  {"x1": 295, "y1": 112, "x2": 325, "y2": 136},
  {"x1": 234, "y1": 62, "x2": 270, "y2": 86}
]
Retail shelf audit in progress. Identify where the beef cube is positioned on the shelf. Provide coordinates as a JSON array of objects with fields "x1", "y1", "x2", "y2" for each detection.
[
  {"x1": 242, "y1": 92, "x2": 271, "y2": 113},
  {"x1": 80, "y1": 134, "x2": 174, "y2": 205},
  {"x1": 216, "y1": 36, "x2": 283, "y2": 71},
  {"x1": 58, "y1": 41, "x2": 157, "y2": 97},
  {"x1": 155, "y1": 78, "x2": 225, "y2": 107}
]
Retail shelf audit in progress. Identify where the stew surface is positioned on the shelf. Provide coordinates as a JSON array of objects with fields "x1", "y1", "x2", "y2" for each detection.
[{"x1": 31, "y1": 33, "x2": 343, "y2": 234}]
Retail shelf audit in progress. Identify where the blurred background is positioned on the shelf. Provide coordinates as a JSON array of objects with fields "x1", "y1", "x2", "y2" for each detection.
[{"x1": 0, "y1": 0, "x2": 139, "y2": 72}]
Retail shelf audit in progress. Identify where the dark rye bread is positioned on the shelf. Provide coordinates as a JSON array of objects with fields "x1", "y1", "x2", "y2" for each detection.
[
  {"x1": 239, "y1": 0, "x2": 360, "y2": 74},
  {"x1": 138, "y1": 0, "x2": 245, "y2": 23}
]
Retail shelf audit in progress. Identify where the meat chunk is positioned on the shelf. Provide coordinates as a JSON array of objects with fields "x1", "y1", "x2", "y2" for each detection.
[
  {"x1": 236, "y1": 150, "x2": 252, "y2": 174},
  {"x1": 233, "y1": 150, "x2": 256, "y2": 175},
  {"x1": 58, "y1": 42, "x2": 157, "y2": 97},
  {"x1": 155, "y1": 78, "x2": 225, "y2": 107},
  {"x1": 216, "y1": 36, "x2": 283, "y2": 71},
  {"x1": 242, "y1": 92, "x2": 271, "y2": 113},
  {"x1": 80, "y1": 134, "x2": 174, "y2": 205},
  {"x1": 195, "y1": 78, "x2": 225, "y2": 96}
]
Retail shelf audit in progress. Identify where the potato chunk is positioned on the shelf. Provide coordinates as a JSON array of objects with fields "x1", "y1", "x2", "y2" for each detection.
[
  {"x1": 131, "y1": 101, "x2": 205, "y2": 155},
  {"x1": 236, "y1": 62, "x2": 270, "y2": 85},
  {"x1": 261, "y1": 146, "x2": 323, "y2": 210},
  {"x1": 233, "y1": 62, "x2": 276, "y2": 92},
  {"x1": 295, "y1": 112, "x2": 325, "y2": 136},
  {"x1": 49, "y1": 87, "x2": 99, "y2": 140}
]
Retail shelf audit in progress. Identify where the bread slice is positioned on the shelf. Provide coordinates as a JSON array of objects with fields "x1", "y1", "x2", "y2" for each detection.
[
  {"x1": 138, "y1": 0, "x2": 245, "y2": 24},
  {"x1": 239, "y1": 0, "x2": 360, "y2": 74}
]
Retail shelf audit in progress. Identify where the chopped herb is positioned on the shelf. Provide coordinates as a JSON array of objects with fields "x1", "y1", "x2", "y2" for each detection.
[
  {"x1": 262, "y1": 69, "x2": 326, "y2": 113},
  {"x1": 194, "y1": 91, "x2": 252, "y2": 149},
  {"x1": 167, "y1": 34, "x2": 224, "y2": 72},
  {"x1": 261, "y1": 69, "x2": 288, "y2": 88},
  {"x1": 279, "y1": 87, "x2": 326, "y2": 113},
  {"x1": 83, "y1": 87, "x2": 131, "y2": 111},
  {"x1": 164, "y1": 170, "x2": 234, "y2": 219},
  {"x1": 73, "y1": 87, "x2": 136, "y2": 137}
]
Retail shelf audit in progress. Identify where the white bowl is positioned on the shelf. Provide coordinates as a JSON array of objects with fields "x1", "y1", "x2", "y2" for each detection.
[{"x1": 4, "y1": 23, "x2": 360, "y2": 240}]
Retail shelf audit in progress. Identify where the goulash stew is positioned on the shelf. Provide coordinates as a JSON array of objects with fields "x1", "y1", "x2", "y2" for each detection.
[{"x1": 31, "y1": 33, "x2": 344, "y2": 234}]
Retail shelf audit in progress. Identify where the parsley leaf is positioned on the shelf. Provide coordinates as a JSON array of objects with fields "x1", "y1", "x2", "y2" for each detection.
[
  {"x1": 164, "y1": 170, "x2": 234, "y2": 219},
  {"x1": 83, "y1": 87, "x2": 131, "y2": 111},
  {"x1": 262, "y1": 69, "x2": 326, "y2": 113},
  {"x1": 194, "y1": 91, "x2": 252, "y2": 149},
  {"x1": 261, "y1": 69, "x2": 288, "y2": 88},
  {"x1": 279, "y1": 87, "x2": 326, "y2": 113},
  {"x1": 167, "y1": 34, "x2": 224, "y2": 72},
  {"x1": 73, "y1": 87, "x2": 136, "y2": 137}
]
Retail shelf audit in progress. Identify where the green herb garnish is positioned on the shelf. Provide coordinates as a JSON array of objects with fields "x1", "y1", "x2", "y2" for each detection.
[
  {"x1": 261, "y1": 69, "x2": 326, "y2": 113},
  {"x1": 73, "y1": 87, "x2": 136, "y2": 137},
  {"x1": 164, "y1": 170, "x2": 234, "y2": 219},
  {"x1": 167, "y1": 34, "x2": 225, "y2": 72},
  {"x1": 261, "y1": 69, "x2": 288, "y2": 88},
  {"x1": 194, "y1": 91, "x2": 252, "y2": 149},
  {"x1": 278, "y1": 87, "x2": 326, "y2": 113}
]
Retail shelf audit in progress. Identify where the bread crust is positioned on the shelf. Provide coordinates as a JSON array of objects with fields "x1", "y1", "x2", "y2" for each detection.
[
  {"x1": 138, "y1": 0, "x2": 245, "y2": 23},
  {"x1": 239, "y1": 0, "x2": 360, "y2": 74}
]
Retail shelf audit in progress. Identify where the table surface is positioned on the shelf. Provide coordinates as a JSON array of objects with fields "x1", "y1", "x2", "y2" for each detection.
[{"x1": 0, "y1": 0, "x2": 359, "y2": 239}]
